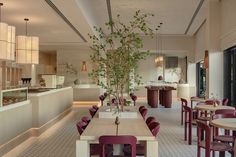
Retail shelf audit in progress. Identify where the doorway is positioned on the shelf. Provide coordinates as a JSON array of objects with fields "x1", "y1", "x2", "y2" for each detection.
[
  {"x1": 196, "y1": 61, "x2": 206, "y2": 98},
  {"x1": 224, "y1": 46, "x2": 236, "y2": 106}
]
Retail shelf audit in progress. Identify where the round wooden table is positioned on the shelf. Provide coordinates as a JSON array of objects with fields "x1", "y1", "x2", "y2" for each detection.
[
  {"x1": 194, "y1": 105, "x2": 235, "y2": 112},
  {"x1": 210, "y1": 118, "x2": 236, "y2": 131}
]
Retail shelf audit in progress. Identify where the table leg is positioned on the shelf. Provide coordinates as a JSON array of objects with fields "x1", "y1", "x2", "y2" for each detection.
[
  {"x1": 76, "y1": 140, "x2": 90, "y2": 157},
  {"x1": 145, "y1": 140, "x2": 158, "y2": 157}
]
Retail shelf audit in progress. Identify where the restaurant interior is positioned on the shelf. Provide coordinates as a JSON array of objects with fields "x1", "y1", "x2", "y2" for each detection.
[{"x1": 0, "y1": 0, "x2": 236, "y2": 157}]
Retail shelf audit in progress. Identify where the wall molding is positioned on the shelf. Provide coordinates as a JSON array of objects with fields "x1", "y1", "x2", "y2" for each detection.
[{"x1": 0, "y1": 107, "x2": 72, "y2": 156}]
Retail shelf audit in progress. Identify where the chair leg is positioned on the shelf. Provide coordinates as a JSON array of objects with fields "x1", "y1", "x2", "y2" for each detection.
[
  {"x1": 188, "y1": 122, "x2": 192, "y2": 145},
  {"x1": 212, "y1": 151, "x2": 215, "y2": 157},
  {"x1": 197, "y1": 146, "x2": 200, "y2": 157},
  {"x1": 181, "y1": 107, "x2": 183, "y2": 125},
  {"x1": 184, "y1": 122, "x2": 187, "y2": 140},
  {"x1": 219, "y1": 151, "x2": 225, "y2": 157}
]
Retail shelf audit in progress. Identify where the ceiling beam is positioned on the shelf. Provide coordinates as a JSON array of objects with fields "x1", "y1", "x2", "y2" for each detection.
[
  {"x1": 184, "y1": 0, "x2": 205, "y2": 34},
  {"x1": 106, "y1": 0, "x2": 114, "y2": 33},
  {"x1": 45, "y1": 0, "x2": 87, "y2": 42}
]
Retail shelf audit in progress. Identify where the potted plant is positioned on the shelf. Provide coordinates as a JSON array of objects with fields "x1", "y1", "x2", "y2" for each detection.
[{"x1": 89, "y1": 10, "x2": 155, "y2": 111}]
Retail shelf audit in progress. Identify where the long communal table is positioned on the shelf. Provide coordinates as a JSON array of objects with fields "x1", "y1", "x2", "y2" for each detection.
[{"x1": 76, "y1": 106, "x2": 158, "y2": 157}]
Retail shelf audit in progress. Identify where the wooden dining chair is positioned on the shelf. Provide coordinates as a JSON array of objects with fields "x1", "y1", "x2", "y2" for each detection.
[
  {"x1": 180, "y1": 98, "x2": 188, "y2": 125},
  {"x1": 99, "y1": 135, "x2": 137, "y2": 157},
  {"x1": 196, "y1": 120, "x2": 232, "y2": 157},
  {"x1": 222, "y1": 98, "x2": 229, "y2": 106},
  {"x1": 183, "y1": 105, "x2": 192, "y2": 145}
]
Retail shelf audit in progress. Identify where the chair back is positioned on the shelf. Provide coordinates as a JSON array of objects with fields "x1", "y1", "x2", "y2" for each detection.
[
  {"x1": 213, "y1": 113, "x2": 236, "y2": 119},
  {"x1": 146, "y1": 116, "x2": 156, "y2": 125},
  {"x1": 92, "y1": 105, "x2": 99, "y2": 110},
  {"x1": 215, "y1": 109, "x2": 235, "y2": 115},
  {"x1": 99, "y1": 135, "x2": 137, "y2": 157},
  {"x1": 140, "y1": 108, "x2": 148, "y2": 119},
  {"x1": 76, "y1": 121, "x2": 87, "y2": 135},
  {"x1": 196, "y1": 120, "x2": 211, "y2": 157},
  {"x1": 183, "y1": 105, "x2": 192, "y2": 122},
  {"x1": 222, "y1": 98, "x2": 229, "y2": 106},
  {"x1": 180, "y1": 98, "x2": 188, "y2": 107},
  {"x1": 139, "y1": 106, "x2": 145, "y2": 112},
  {"x1": 81, "y1": 116, "x2": 91, "y2": 124},
  {"x1": 89, "y1": 108, "x2": 97, "y2": 117},
  {"x1": 205, "y1": 99, "x2": 220, "y2": 105},
  {"x1": 148, "y1": 121, "x2": 161, "y2": 137}
]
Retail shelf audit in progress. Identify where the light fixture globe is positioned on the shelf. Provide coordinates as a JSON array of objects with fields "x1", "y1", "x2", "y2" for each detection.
[{"x1": 16, "y1": 18, "x2": 39, "y2": 64}]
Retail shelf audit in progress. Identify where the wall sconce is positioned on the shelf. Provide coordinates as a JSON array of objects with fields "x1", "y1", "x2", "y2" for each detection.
[
  {"x1": 81, "y1": 61, "x2": 87, "y2": 71},
  {"x1": 203, "y1": 50, "x2": 209, "y2": 69}
]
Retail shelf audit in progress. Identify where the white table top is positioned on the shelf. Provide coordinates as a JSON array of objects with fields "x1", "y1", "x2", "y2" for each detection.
[
  {"x1": 210, "y1": 118, "x2": 236, "y2": 131},
  {"x1": 80, "y1": 106, "x2": 155, "y2": 142},
  {"x1": 194, "y1": 105, "x2": 235, "y2": 111}
]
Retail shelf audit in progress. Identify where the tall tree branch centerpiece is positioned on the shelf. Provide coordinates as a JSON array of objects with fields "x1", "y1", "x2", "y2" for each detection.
[{"x1": 89, "y1": 10, "x2": 155, "y2": 111}]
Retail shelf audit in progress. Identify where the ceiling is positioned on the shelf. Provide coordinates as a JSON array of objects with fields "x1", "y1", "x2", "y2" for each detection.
[
  {"x1": 0, "y1": 0, "x2": 206, "y2": 50},
  {"x1": 76, "y1": 0, "x2": 205, "y2": 35}
]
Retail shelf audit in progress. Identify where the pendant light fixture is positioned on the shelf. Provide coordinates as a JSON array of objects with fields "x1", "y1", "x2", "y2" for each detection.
[
  {"x1": 0, "y1": 3, "x2": 16, "y2": 61},
  {"x1": 16, "y1": 18, "x2": 39, "y2": 64},
  {"x1": 81, "y1": 61, "x2": 87, "y2": 71},
  {"x1": 155, "y1": 22, "x2": 163, "y2": 66}
]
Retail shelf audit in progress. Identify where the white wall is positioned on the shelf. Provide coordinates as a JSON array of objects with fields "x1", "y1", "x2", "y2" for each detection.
[
  {"x1": 208, "y1": 52, "x2": 223, "y2": 99},
  {"x1": 57, "y1": 47, "x2": 94, "y2": 85}
]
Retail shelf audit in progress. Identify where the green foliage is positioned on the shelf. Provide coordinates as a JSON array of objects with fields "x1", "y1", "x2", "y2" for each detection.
[{"x1": 89, "y1": 10, "x2": 154, "y2": 100}]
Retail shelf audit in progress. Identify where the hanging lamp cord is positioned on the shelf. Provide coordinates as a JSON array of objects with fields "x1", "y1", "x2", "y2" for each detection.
[
  {"x1": 0, "y1": 3, "x2": 3, "y2": 22},
  {"x1": 24, "y1": 18, "x2": 29, "y2": 36}
]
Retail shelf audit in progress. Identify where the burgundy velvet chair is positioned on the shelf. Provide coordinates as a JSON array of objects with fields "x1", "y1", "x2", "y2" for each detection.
[
  {"x1": 222, "y1": 98, "x2": 229, "y2": 106},
  {"x1": 92, "y1": 105, "x2": 99, "y2": 111},
  {"x1": 139, "y1": 106, "x2": 146, "y2": 113},
  {"x1": 146, "y1": 116, "x2": 156, "y2": 126},
  {"x1": 130, "y1": 93, "x2": 137, "y2": 106},
  {"x1": 183, "y1": 105, "x2": 192, "y2": 145},
  {"x1": 212, "y1": 113, "x2": 236, "y2": 145},
  {"x1": 76, "y1": 121, "x2": 87, "y2": 135},
  {"x1": 205, "y1": 99, "x2": 220, "y2": 105},
  {"x1": 99, "y1": 95, "x2": 106, "y2": 106},
  {"x1": 140, "y1": 108, "x2": 148, "y2": 120},
  {"x1": 81, "y1": 116, "x2": 91, "y2": 124},
  {"x1": 196, "y1": 120, "x2": 232, "y2": 157},
  {"x1": 99, "y1": 135, "x2": 137, "y2": 157},
  {"x1": 180, "y1": 98, "x2": 188, "y2": 125},
  {"x1": 89, "y1": 108, "x2": 97, "y2": 118},
  {"x1": 148, "y1": 121, "x2": 161, "y2": 137}
]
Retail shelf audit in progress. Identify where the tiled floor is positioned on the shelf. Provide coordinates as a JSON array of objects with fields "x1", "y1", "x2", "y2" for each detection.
[{"x1": 3, "y1": 102, "x2": 232, "y2": 157}]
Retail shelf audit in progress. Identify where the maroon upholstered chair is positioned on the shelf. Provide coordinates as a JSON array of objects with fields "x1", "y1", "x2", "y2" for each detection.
[
  {"x1": 222, "y1": 98, "x2": 229, "y2": 106},
  {"x1": 92, "y1": 105, "x2": 99, "y2": 111},
  {"x1": 183, "y1": 105, "x2": 192, "y2": 145},
  {"x1": 139, "y1": 106, "x2": 146, "y2": 113},
  {"x1": 196, "y1": 120, "x2": 232, "y2": 157},
  {"x1": 205, "y1": 99, "x2": 220, "y2": 105},
  {"x1": 146, "y1": 116, "x2": 156, "y2": 126},
  {"x1": 140, "y1": 108, "x2": 148, "y2": 120},
  {"x1": 99, "y1": 135, "x2": 137, "y2": 157},
  {"x1": 99, "y1": 95, "x2": 106, "y2": 106},
  {"x1": 180, "y1": 98, "x2": 188, "y2": 125},
  {"x1": 76, "y1": 121, "x2": 87, "y2": 135},
  {"x1": 212, "y1": 113, "x2": 236, "y2": 144},
  {"x1": 81, "y1": 116, "x2": 91, "y2": 124},
  {"x1": 89, "y1": 108, "x2": 97, "y2": 118},
  {"x1": 130, "y1": 93, "x2": 137, "y2": 106},
  {"x1": 148, "y1": 121, "x2": 160, "y2": 137}
]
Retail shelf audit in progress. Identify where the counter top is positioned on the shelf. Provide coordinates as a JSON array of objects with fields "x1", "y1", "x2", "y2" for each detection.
[
  {"x1": 73, "y1": 84, "x2": 99, "y2": 89},
  {"x1": 28, "y1": 87, "x2": 72, "y2": 97},
  {"x1": 0, "y1": 100, "x2": 31, "y2": 112}
]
